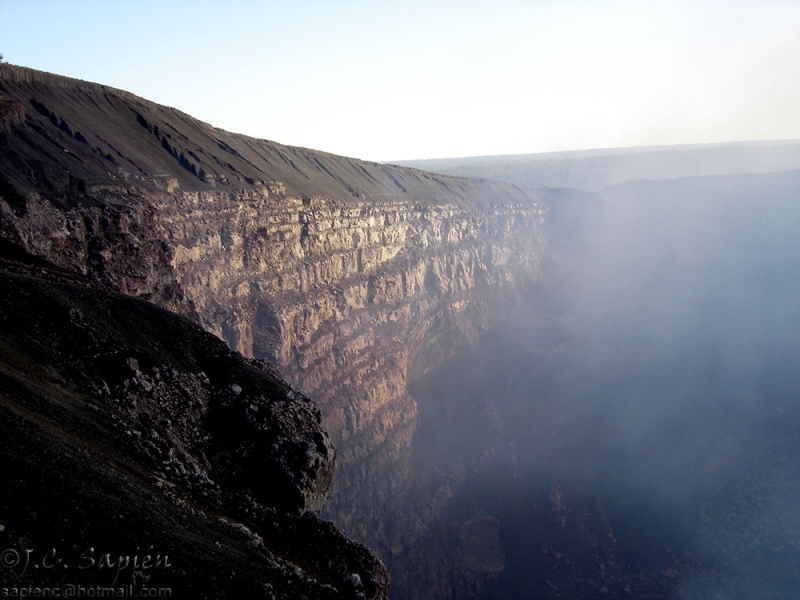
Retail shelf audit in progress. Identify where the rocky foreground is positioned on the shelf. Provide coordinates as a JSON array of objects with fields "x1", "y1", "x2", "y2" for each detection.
[{"x1": 0, "y1": 242, "x2": 388, "y2": 598}]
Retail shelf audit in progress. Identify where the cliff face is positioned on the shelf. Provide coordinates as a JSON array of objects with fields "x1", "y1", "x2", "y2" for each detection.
[
  {"x1": 0, "y1": 65, "x2": 549, "y2": 597},
  {"x1": 155, "y1": 191, "x2": 548, "y2": 594}
]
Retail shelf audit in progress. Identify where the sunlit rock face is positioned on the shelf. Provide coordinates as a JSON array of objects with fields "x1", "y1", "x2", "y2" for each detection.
[{"x1": 154, "y1": 190, "x2": 549, "y2": 597}]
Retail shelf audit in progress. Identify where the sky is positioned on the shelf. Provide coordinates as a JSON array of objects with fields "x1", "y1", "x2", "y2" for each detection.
[{"x1": 2, "y1": 0, "x2": 800, "y2": 162}]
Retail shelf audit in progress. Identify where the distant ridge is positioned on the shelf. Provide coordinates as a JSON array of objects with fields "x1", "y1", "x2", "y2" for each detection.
[{"x1": 393, "y1": 139, "x2": 800, "y2": 191}]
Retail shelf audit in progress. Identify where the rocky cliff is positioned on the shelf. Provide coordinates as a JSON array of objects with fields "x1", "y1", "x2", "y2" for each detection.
[
  {"x1": 0, "y1": 243, "x2": 389, "y2": 599},
  {"x1": 0, "y1": 65, "x2": 549, "y2": 597}
]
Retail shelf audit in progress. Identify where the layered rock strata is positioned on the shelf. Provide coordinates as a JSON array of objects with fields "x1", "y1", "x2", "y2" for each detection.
[{"x1": 155, "y1": 191, "x2": 548, "y2": 573}]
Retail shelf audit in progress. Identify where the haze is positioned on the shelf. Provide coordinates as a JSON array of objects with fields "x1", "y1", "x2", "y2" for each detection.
[
  {"x1": 2, "y1": 0, "x2": 800, "y2": 161},
  {"x1": 406, "y1": 172, "x2": 800, "y2": 597}
]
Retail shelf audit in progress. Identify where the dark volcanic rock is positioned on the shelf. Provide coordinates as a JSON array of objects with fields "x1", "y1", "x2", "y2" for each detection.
[{"x1": 0, "y1": 249, "x2": 388, "y2": 599}]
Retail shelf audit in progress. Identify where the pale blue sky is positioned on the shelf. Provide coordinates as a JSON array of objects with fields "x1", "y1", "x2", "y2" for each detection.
[{"x1": 2, "y1": 0, "x2": 800, "y2": 161}]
